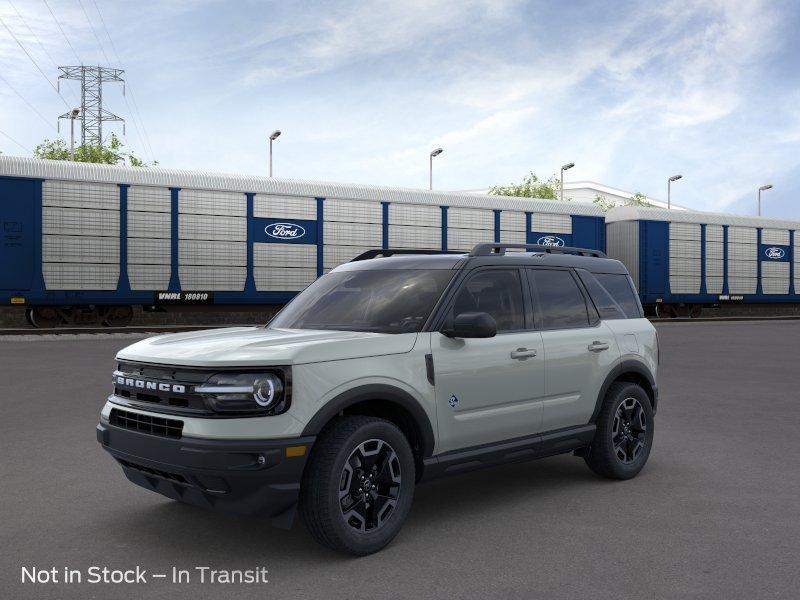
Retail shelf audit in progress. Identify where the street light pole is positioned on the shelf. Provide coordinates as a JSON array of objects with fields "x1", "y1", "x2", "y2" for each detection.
[
  {"x1": 269, "y1": 130, "x2": 281, "y2": 177},
  {"x1": 69, "y1": 108, "x2": 80, "y2": 161},
  {"x1": 758, "y1": 184, "x2": 773, "y2": 216},
  {"x1": 560, "y1": 162, "x2": 575, "y2": 201},
  {"x1": 667, "y1": 174, "x2": 682, "y2": 209},
  {"x1": 429, "y1": 148, "x2": 443, "y2": 190}
]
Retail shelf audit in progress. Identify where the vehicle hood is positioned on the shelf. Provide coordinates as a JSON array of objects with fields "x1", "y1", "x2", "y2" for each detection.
[{"x1": 116, "y1": 326, "x2": 419, "y2": 367}]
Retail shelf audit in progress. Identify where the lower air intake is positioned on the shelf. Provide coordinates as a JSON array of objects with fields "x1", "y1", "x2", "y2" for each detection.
[{"x1": 109, "y1": 408, "x2": 183, "y2": 439}]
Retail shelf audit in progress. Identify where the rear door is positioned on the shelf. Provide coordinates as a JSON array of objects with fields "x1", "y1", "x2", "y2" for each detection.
[
  {"x1": 0, "y1": 178, "x2": 36, "y2": 290},
  {"x1": 431, "y1": 267, "x2": 545, "y2": 453},
  {"x1": 528, "y1": 268, "x2": 620, "y2": 432}
]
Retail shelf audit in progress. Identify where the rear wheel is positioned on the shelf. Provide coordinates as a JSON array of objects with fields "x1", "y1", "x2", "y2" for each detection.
[
  {"x1": 584, "y1": 382, "x2": 654, "y2": 479},
  {"x1": 299, "y1": 416, "x2": 415, "y2": 556}
]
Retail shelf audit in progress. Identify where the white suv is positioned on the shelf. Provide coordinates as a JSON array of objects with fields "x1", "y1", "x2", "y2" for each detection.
[{"x1": 97, "y1": 243, "x2": 659, "y2": 555}]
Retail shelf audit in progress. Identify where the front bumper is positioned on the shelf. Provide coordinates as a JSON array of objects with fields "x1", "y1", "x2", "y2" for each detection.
[{"x1": 96, "y1": 422, "x2": 315, "y2": 528}]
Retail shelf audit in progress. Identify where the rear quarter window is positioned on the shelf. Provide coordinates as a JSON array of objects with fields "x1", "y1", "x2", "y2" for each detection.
[{"x1": 590, "y1": 272, "x2": 643, "y2": 319}]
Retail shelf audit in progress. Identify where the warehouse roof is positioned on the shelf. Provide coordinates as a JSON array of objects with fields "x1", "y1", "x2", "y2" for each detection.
[
  {"x1": 606, "y1": 205, "x2": 800, "y2": 230},
  {"x1": 0, "y1": 156, "x2": 603, "y2": 217}
]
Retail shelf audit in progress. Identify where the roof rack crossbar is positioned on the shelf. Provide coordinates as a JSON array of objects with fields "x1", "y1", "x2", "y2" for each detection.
[
  {"x1": 469, "y1": 243, "x2": 607, "y2": 258},
  {"x1": 350, "y1": 249, "x2": 464, "y2": 262}
]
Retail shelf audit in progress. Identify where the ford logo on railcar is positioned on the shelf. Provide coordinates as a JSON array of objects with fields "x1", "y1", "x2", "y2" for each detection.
[
  {"x1": 765, "y1": 247, "x2": 785, "y2": 259},
  {"x1": 537, "y1": 235, "x2": 565, "y2": 247},
  {"x1": 265, "y1": 222, "x2": 305, "y2": 239}
]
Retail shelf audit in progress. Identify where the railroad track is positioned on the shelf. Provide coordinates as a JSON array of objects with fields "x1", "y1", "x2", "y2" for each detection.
[
  {"x1": 4, "y1": 315, "x2": 800, "y2": 336},
  {"x1": 651, "y1": 315, "x2": 800, "y2": 323},
  {"x1": 0, "y1": 324, "x2": 236, "y2": 336}
]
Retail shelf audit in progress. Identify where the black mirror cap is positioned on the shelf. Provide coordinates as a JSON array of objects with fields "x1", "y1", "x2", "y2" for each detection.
[{"x1": 443, "y1": 312, "x2": 497, "y2": 338}]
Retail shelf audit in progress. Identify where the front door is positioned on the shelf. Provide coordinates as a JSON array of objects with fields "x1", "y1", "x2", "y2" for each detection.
[
  {"x1": 0, "y1": 177, "x2": 36, "y2": 290},
  {"x1": 432, "y1": 268, "x2": 545, "y2": 453}
]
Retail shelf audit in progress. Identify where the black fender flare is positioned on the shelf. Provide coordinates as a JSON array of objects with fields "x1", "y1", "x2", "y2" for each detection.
[
  {"x1": 591, "y1": 360, "x2": 658, "y2": 422},
  {"x1": 301, "y1": 384, "x2": 436, "y2": 458}
]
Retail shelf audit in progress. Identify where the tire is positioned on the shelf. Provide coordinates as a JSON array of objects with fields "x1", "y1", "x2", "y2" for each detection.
[
  {"x1": 584, "y1": 382, "x2": 654, "y2": 480},
  {"x1": 299, "y1": 416, "x2": 415, "y2": 556}
]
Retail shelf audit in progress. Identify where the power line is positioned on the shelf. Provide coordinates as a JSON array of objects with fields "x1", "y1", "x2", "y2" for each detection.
[
  {"x1": 0, "y1": 14, "x2": 70, "y2": 108},
  {"x1": 76, "y1": 0, "x2": 111, "y2": 65},
  {"x1": 6, "y1": 0, "x2": 81, "y2": 106},
  {"x1": 0, "y1": 72, "x2": 58, "y2": 131},
  {"x1": 89, "y1": 0, "x2": 155, "y2": 162},
  {"x1": 0, "y1": 127, "x2": 33, "y2": 153},
  {"x1": 43, "y1": 0, "x2": 83, "y2": 65}
]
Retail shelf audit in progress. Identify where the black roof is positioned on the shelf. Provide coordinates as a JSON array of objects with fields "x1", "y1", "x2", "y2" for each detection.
[{"x1": 337, "y1": 245, "x2": 629, "y2": 275}]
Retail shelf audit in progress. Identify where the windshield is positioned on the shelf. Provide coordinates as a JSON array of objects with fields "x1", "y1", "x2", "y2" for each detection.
[{"x1": 269, "y1": 269, "x2": 455, "y2": 333}]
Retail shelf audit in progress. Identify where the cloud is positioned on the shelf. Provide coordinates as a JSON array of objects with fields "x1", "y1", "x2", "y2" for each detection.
[
  {"x1": 239, "y1": 0, "x2": 518, "y2": 84},
  {"x1": 1, "y1": 0, "x2": 798, "y2": 217}
]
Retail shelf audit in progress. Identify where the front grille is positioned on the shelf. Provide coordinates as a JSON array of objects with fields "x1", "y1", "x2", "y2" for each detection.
[
  {"x1": 109, "y1": 408, "x2": 184, "y2": 439},
  {"x1": 117, "y1": 458, "x2": 188, "y2": 484},
  {"x1": 113, "y1": 361, "x2": 211, "y2": 415}
]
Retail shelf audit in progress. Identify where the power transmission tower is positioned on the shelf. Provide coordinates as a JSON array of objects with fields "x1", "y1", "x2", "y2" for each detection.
[{"x1": 57, "y1": 66, "x2": 125, "y2": 146}]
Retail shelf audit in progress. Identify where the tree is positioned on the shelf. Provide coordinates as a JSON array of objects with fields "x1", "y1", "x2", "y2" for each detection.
[
  {"x1": 628, "y1": 192, "x2": 652, "y2": 206},
  {"x1": 489, "y1": 172, "x2": 563, "y2": 200},
  {"x1": 33, "y1": 133, "x2": 156, "y2": 167},
  {"x1": 592, "y1": 191, "x2": 653, "y2": 212},
  {"x1": 593, "y1": 194, "x2": 617, "y2": 211}
]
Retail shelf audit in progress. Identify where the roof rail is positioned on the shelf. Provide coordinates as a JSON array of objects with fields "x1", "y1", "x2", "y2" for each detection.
[
  {"x1": 350, "y1": 248, "x2": 464, "y2": 262},
  {"x1": 469, "y1": 243, "x2": 607, "y2": 258}
]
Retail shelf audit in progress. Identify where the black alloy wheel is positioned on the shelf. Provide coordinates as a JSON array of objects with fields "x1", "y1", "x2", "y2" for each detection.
[
  {"x1": 299, "y1": 415, "x2": 415, "y2": 555},
  {"x1": 584, "y1": 381, "x2": 654, "y2": 479},
  {"x1": 612, "y1": 397, "x2": 647, "y2": 464},
  {"x1": 338, "y1": 438, "x2": 402, "y2": 532}
]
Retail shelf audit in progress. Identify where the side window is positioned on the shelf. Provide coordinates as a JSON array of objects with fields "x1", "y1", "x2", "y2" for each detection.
[
  {"x1": 594, "y1": 273, "x2": 643, "y2": 318},
  {"x1": 448, "y1": 269, "x2": 525, "y2": 332},
  {"x1": 529, "y1": 269, "x2": 590, "y2": 329},
  {"x1": 577, "y1": 270, "x2": 626, "y2": 320}
]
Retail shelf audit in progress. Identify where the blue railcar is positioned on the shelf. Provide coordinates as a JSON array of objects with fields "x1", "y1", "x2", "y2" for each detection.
[
  {"x1": 0, "y1": 157, "x2": 605, "y2": 326},
  {"x1": 606, "y1": 206, "x2": 800, "y2": 317}
]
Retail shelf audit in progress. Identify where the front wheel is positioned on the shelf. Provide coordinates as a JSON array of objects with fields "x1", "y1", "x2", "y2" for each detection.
[
  {"x1": 584, "y1": 382, "x2": 654, "y2": 480},
  {"x1": 299, "y1": 416, "x2": 415, "y2": 556}
]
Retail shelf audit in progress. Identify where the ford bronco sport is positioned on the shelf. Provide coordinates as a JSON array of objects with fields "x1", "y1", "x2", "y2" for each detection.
[{"x1": 97, "y1": 243, "x2": 658, "y2": 555}]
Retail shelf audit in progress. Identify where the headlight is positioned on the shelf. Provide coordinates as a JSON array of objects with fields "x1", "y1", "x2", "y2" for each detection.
[{"x1": 195, "y1": 371, "x2": 288, "y2": 415}]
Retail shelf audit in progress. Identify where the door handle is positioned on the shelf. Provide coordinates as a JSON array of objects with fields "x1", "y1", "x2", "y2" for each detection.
[
  {"x1": 510, "y1": 348, "x2": 537, "y2": 360},
  {"x1": 588, "y1": 341, "x2": 610, "y2": 352}
]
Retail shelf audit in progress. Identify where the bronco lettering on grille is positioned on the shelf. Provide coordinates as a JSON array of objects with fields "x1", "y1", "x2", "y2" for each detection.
[{"x1": 115, "y1": 376, "x2": 186, "y2": 394}]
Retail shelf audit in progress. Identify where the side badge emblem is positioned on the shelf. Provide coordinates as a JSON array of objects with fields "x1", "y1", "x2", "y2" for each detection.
[{"x1": 448, "y1": 395, "x2": 459, "y2": 408}]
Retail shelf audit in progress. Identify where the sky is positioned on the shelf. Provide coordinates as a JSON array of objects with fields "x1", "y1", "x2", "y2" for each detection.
[{"x1": 1, "y1": 0, "x2": 799, "y2": 217}]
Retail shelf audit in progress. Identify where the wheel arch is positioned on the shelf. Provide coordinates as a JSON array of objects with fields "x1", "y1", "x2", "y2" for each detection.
[
  {"x1": 301, "y1": 384, "x2": 436, "y2": 480},
  {"x1": 591, "y1": 360, "x2": 657, "y2": 422}
]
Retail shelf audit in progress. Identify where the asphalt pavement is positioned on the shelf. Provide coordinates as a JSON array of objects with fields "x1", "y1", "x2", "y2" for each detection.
[{"x1": 1, "y1": 321, "x2": 799, "y2": 599}]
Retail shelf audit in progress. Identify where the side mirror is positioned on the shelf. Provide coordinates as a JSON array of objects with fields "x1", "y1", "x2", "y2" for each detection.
[{"x1": 442, "y1": 312, "x2": 497, "y2": 338}]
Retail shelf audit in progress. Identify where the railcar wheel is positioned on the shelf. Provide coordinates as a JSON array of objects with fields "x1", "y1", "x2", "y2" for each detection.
[
  {"x1": 28, "y1": 307, "x2": 62, "y2": 328},
  {"x1": 689, "y1": 304, "x2": 702, "y2": 318},
  {"x1": 674, "y1": 304, "x2": 691, "y2": 318},
  {"x1": 102, "y1": 305, "x2": 134, "y2": 327}
]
